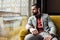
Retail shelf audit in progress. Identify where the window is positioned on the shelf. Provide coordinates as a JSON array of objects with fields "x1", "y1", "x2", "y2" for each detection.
[
  {"x1": 0, "y1": 0, "x2": 36, "y2": 16},
  {"x1": 20, "y1": 0, "x2": 29, "y2": 16},
  {"x1": 0, "y1": 0, "x2": 20, "y2": 13},
  {"x1": 20, "y1": 0, "x2": 36, "y2": 16}
]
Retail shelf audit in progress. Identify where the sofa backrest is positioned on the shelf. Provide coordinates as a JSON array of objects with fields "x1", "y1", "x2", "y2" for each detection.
[{"x1": 50, "y1": 15, "x2": 60, "y2": 36}]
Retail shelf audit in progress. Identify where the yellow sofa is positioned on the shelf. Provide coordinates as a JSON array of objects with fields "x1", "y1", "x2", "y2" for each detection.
[{"x1": 20, "y1": 15, "x2": 60, "y2": 40}]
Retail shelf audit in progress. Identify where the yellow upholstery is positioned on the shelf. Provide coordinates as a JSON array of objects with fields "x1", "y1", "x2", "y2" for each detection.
[
  {"x1": 50, "y1": 16, "x2": 60, "y2": 36},
  {"x1": 20, "y1": 15, "x2": 60, "y2": 40},
  {"x1": 19, "y1": 16, "x2": 28, "y2": 40}
]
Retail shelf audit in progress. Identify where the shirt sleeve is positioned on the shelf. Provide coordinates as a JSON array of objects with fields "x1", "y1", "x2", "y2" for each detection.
[{"x1": 26, "y1": 17, "x2": 32, "y2": 30}]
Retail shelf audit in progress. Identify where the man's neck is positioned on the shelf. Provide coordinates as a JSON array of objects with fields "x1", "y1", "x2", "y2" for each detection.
[{"x1": 35, "y1": 13, "x2": 41, "y2": 19}]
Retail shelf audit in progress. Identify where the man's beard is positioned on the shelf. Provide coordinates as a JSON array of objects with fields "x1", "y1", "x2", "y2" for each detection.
[
  {"x1": 33, "y1": 12, "x2": 41, "y2": 18},
  {"x1": 33, "y1": 11, "x2": 38, "y2": 16},
  {"x1": 33, "y1": 13, "x2": 37, "y2": 16}
]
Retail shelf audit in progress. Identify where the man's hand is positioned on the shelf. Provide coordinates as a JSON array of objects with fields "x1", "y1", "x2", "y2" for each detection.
[
  {"x1": 44, "y1": 34, "x2": 52, "y2": 40},
  {"x1": 30, "y1": 28, "x2": 38, "y2": 35}
]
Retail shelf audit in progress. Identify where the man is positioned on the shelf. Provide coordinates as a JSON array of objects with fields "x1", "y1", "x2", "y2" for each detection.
[{"x1": 24, "y1": 4, "x2": 58, "y2": 40}]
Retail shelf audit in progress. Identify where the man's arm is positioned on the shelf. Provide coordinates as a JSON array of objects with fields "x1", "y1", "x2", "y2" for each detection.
[
  {"x1": 26, "y1": 17, "x2": 32, "y2": 30},
  {"x1": 48, "y1": 15, "x2": 56, "y2": 35},
  {"x1": 43, "y1": 15, "x2": 56, "y2": 40},
  {"x1": 26, "y1": 17, "x2": 38, "y2": 35}
]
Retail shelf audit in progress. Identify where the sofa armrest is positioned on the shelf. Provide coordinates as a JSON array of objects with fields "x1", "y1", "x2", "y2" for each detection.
[
  {"x1": 19, "y1": 28, "x2": 28, "y2": 40},
  {"x1": 20, "y1": 28, "x2": 28, "y2": 36}
]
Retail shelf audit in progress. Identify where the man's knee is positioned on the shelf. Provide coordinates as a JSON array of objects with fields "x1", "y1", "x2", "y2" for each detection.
[
  {"x1": 24, "y1": 34, "x2": 35, "y2": 40},
  {"x1": 52, "y1": 37, "x2": 58, "y2": 40}
]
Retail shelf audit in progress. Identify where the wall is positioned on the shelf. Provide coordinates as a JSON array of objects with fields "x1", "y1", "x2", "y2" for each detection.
[{"x1": 47, "y1": 0, "x2": 60, "y2": 13}]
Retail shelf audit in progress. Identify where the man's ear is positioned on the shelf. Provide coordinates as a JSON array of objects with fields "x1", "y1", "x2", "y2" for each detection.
[{"x1": 38, "y1": 8, "x2": 40, "y2": 13}]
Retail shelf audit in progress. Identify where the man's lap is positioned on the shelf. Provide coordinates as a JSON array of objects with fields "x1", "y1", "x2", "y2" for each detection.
[
  {"x1": 24, "y1": 32, "x2": 58, "y2": 40},
  {"x1": 24, "y1": 33, "x2": 43, "y2": 40}
]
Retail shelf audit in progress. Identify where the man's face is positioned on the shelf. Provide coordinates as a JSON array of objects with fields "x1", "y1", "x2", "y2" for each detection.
[{"x1": 31, "y1": 6, "x2": 38, "y2": 15}]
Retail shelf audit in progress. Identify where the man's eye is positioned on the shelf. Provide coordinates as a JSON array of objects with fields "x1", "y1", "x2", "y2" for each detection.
[{"x1": 33, "y1": 9, "x2": 35, "y2": 10}]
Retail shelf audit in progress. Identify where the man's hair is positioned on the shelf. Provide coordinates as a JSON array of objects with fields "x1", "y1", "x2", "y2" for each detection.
[{"x1": 32, "y1": 3, "x2": 40, "y2": 8}]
